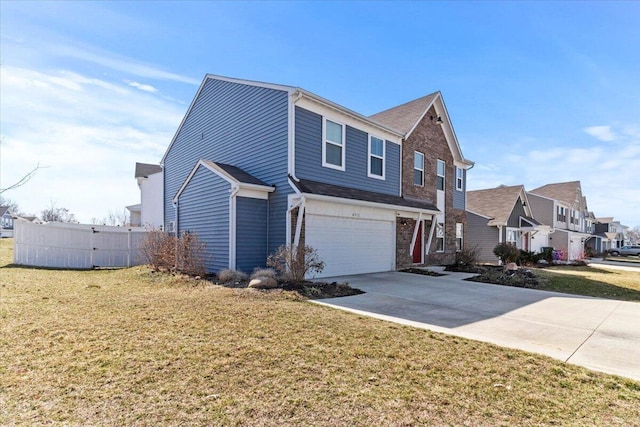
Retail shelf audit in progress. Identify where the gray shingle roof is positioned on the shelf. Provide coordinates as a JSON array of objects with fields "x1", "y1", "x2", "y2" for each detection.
[
  {"x1": 467, "y1": 185, "x2": 526, "y2": 225},
  {"x1": 208, "y1": 162, "x2": 270, "y2": 186},
  {"x1": 368, "y1": 92, "x2": 439, "y2": 135},
  {"x1": 529, "y1": 181, "x2": 582, "y2": 205},
  {"x1": 292, "y1": 178, "x2": 439, "y2": 212},
  {"x1": 135, "y1": 163, "x2": 162, "y2": 178}
]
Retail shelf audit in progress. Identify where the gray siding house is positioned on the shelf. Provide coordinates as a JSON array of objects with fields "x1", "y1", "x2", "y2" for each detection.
[
  {"x1": 161, "y1": 74, "x2": 472, "y2": 277},
  {"x1": 466, "y1": 185, "x2": 549, "y2": 263}
]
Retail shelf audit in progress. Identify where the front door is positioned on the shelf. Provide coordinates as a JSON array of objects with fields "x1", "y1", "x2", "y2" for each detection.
[{"x1": 412, "y1": 221, "x2": 423, "y2": 263}]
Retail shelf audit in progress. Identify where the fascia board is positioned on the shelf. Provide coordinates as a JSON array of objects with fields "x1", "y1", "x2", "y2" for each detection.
[
  {"x1": 297, "y1": 90, "x2": 404, "y2": 140},
  {"x1": 301, "y1": 192, "x2": 440, "y2": 217}
]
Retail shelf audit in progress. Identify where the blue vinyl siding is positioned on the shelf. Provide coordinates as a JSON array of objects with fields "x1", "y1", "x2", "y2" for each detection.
[
  {"x1": 177, "y1": 165, "x2": 230, "y2": 272},
  {"x1": 508, "y1": 199, "x2": 527, "y2": 227},
  {"x1": 453, "y1": 168, "x2": 466, "y2": 210},
  {"x1": 163, "y1": 78, "x2": 291, "y2": 254},
  {"x1": 236, "y1": 197, "x2": 268, "y2": 273},
  {"x1": 295, "y1": 106, "x2": 400, "y2": 196}
]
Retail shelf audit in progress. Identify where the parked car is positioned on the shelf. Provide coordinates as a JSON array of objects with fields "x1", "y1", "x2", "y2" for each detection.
[{"x1": 607, "y1": 245, "x2": 640, "y2": 257}]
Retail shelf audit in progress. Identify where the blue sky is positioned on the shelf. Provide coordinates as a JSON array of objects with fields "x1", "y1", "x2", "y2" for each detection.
[{"x1": 1, "y1": 1, "x2": 639, "y2": 227}]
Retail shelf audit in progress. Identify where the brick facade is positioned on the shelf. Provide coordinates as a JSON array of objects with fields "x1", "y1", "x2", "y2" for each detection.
[{"x1": 400, "y1": 106, "x2": 466, "y2": 266}]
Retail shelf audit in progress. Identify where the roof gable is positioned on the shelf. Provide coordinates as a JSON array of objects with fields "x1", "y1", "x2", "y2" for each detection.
[
  {"x1": 369, "y1": 92, "x2": 473, "y2": 167},
  {"x1": 174, "y1": 160, "x2": 274, "y2": 202},
  {"x1": 467, "y1": 185, "x2": 530, "y2": 225},
  {"x1": 529, "y1": 181, "x2": 582, "y2": 206},
  {"x1": 135, "y1": 162, "x2": 162, "y2": 178}
]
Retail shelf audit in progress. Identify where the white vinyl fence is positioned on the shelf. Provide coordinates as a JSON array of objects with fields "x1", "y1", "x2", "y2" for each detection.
[{"x1": 13, "y1": 220, "x2": 149, "y2": 269}]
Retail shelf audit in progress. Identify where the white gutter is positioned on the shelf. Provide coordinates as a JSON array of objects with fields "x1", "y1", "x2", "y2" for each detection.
[
  {"x1": 229, "y1": 185, "x2": 240, "y2": 270},
  {"x1": 300, "y1": 192, "x2": 439, "y2": 217}
]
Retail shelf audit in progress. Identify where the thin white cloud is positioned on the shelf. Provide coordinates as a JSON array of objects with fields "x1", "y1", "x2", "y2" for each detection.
[
  {"x1": 0, "y1": 65, "x2": 184, "y2": 222},
  {"x1": 127, "y1": 81, "x2": 159, "y2": 93},
  {"x1": 583, "y1": 125, "x2": 616, "y2": 142},
  {"x1": 53, "y1": 44, "x2": 201, "y2": 86}
]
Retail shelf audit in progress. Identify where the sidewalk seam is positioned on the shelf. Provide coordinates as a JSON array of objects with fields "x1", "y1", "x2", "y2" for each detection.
[{"x1": 565, "y1": 301, "x2": 622, "y2": 363}]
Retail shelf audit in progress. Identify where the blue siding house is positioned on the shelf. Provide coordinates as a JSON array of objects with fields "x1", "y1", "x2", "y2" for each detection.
[{"x1": 161, "y1": 75, "x2": 472, "y2": 277}]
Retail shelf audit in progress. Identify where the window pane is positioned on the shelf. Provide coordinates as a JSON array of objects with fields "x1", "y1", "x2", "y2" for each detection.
[
  {"x1": 326, "y1": 120, "x2": 343, "y2": 145},
  {"x1": 437, "y1": 160, "x2": 445, "y2": 176},
  {"x1": 414, "y1": 170, "x2": 423, "y2": 185},
  {"x1": 414, "y1": 152, "x2": 424, "y2": 170},
  {"x1": 437, "y1": 176, "x2": 444, "y2": 191},
  {"x1": 370, "y1": 137, "x2": 383, "y2": 156},
  {"x1": 326, "y1": 143, "x2": 342, "y2": 166},
  {"x1": 370, "y1": 157, "x2": 383, "y2": 176}
]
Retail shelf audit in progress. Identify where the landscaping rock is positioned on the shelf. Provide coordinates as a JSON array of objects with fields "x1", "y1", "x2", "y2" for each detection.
[
  {"x1": 248, "y1": 276, "x2": 278, "y2": 289},
  {"x1": 505, "y1": 262, "x2": 518, "y2": 272}
]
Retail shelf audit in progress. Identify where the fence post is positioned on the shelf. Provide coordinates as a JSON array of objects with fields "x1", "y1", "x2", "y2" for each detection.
[{"x1": 127, "y1": 228, "x2": 132, "y2": 267}]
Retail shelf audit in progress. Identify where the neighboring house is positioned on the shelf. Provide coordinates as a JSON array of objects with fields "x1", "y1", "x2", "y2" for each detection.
[
  {"x1": 528, "y1": 181, "x2": 592, "y2": 261},
  {"x1": 590, "y1": 217, "x2": 618, "y2": 254},
  {"x1": 370, "y1": 93, "x2": 474, "y2": 265},
  {"x1": 161, "y1": 74, "x2": 472, "y2": 277},
  {"x1": 465, "y1": 185, "x2": 549, "y2": 264},
  {"x1": 1, "y1": 206, "x2": 15, "y2": 238},
  {"x1": 18, "y1": 216, "x2": 43, "y2": 224},
  {"x1": 127, "y1": 163, "x2": 163, "y2": 228}
]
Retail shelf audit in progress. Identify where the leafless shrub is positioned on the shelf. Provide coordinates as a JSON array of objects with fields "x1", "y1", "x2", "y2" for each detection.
[
  {"x1": 139, "y1": 229, "x2": 175, "y2": 272},
  {"x1": 267, "y1": 245, "x2": 325, "y2": 284},
  {"x1": 139, "y1": 229, "x2": 206, "y2": 277},
  {"x1": 250, "y1": 268, "x2": 277, "y2": 280},
  {"x1": 218, "y1": 269, "x2": 248, "y2": 284}
]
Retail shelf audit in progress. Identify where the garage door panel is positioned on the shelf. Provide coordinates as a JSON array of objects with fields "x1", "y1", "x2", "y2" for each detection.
[{"x1": 306, "y1": 214, "x2": 394, "y2": 278}]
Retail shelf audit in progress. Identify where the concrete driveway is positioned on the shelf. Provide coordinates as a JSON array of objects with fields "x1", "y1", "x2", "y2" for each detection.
[{"x1": 314, "y1": 270, "x2": 640, "y2": 381}]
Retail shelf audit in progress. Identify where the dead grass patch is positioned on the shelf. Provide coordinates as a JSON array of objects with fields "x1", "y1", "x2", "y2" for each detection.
[{"x1": 1, "y1": 239, "x2": 639, "y2": 425}]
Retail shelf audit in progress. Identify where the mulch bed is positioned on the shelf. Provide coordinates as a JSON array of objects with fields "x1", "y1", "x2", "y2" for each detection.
[
  {"x1": 399, "y1": 268, "x2": 446, "y2": 277},
  {"x1": 213, "y1": 278, "x2": 364, "y2": 299}
]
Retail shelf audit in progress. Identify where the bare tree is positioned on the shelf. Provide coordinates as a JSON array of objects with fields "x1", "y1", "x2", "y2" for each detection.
[
  {"x1": 0, "y1": 196, "x2": 22, "y2": 216},
  {"x1": 41, "y1": 201, "x2": 77, "y2": 223},
  {"x1": 0, "y1": 162, "x2": 44, "y2": 195}
]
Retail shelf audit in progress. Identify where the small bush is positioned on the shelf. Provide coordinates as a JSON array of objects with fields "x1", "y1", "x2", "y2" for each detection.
[
  {"x1": 493, "y1": 243, "x2": 520, "y2": 264},
  {"x1": 139, "y1": 229, "x2": 206, "y2": 277},
  {"x1": 455, "y1": 245, "x2": 480, "y2": 266},
  {"x1": 267, "y1": 245, "x2": 325, "y2": 283},
  {"x1": 250, "y1": 268, "x2": 277, "y2": 280},
  {"x1": 218, "y1": 269, "x2": 248, "y2": 283},
  {"x1": 519, "y1": 250, "x2": 544, "y2": 266}
]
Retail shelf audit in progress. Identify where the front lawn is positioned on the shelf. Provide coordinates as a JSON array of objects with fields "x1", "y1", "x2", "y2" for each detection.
[
  {"x1": 1, "y1": 239, "x2": 639, "y2": 425},
  {"x1": 534, "y1": 266, "x2": 640, "y2": 302}
]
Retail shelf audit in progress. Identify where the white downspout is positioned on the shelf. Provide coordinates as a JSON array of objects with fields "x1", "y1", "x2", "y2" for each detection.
[
  {"x1": 288, "y1": 90, "x2": 303, "y2": 182},
  {"x1": 229, "y1": 185, "x2": 239, "y2": 270}
]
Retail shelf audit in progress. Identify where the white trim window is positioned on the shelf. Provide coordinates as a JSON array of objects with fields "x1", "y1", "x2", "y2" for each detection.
[
  {"x1": 322, "y1": 118, "x2": 346, "y2": 171},
  {"x1": 414, "y1": 151, "x2": 424, "y2": 186},
  {"x1": 436, "y1": 221, "x2": 445, "y2": 252},
  {"x1": 455, "y1": 167, "x2": 463, "y2": 191},
  {"x1": 456, "y1": 222, "x2": 463, "y2": 251},
  {"x1": 368, "y1": 135, "x2": 385, "y2": 179},
  {"x1": 437, "y1": 159, "x2": 445, "y2": 191},
  {"x1": 506, "y1": 227, "x2": 518, "y2": 246}
]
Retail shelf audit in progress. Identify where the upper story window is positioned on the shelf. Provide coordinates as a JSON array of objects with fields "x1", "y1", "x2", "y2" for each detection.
[
  {"x1": 455, "y1": 167, "x2": 463, "y2": 191},
  {"x1": 557, "y1": 206, "x2": 567, "y2": 223},
  {"x1": 322, "y1": 118, "x2": 345, "y2": 171},
  {"x1": 414, "y1": 152, "x2": 424, "y2": 186},
  {"x1": 368, "y1": 136, "x2": 385, "y2": 179},
  {"x1": 437, "y1": 159, "x2": 445, "y2": 191}
]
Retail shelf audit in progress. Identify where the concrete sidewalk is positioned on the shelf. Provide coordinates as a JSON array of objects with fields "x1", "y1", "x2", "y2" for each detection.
[{"x1": 314, "y1": 271, "x2": 640, "y2": 381}]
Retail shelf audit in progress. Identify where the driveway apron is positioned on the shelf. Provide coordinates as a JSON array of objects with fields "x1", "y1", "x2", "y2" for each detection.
[{"x1": 314, "y1": 271, "x2": 640, "y2": 381}]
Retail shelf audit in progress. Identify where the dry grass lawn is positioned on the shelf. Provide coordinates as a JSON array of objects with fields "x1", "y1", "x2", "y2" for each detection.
[
  {"x1": 535, "y1": 265, "x2": 640, "y2": 302},
  {"x1": 1, "y1": 239, "x2": 639, "y2": 426}
]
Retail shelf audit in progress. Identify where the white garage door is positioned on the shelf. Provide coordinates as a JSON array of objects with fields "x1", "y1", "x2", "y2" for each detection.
[{"x1": 305, "y1": 213, "x2": 395, "y2": 278}]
